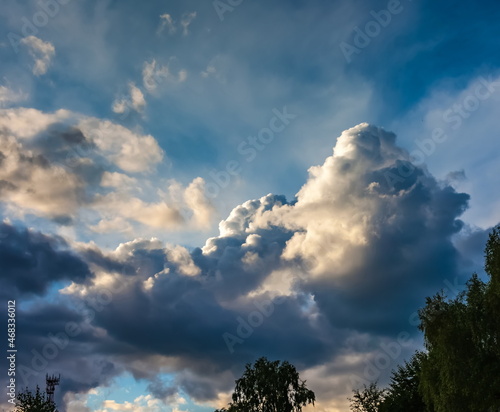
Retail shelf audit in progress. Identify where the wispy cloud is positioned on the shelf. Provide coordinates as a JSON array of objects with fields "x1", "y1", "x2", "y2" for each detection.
[
  {"x1": 158, "y1": 13, "x2": 176, "y2": 35},
  {"x1": 112, "y1": 82, "x2": 147, "y2": 114},
  {"x1": 142, "y1": 59, "x2": 187, "y2": 93},
  {"x1": 180, "y1": 12, "x2": 197, "y2": 36},
  {"x1": 157, "y1": 11, "x2": 196, "y2": 36},
  {"x1": 0, "y1": 85, "x2": 27, "y2": 107},
  {"x1": 20, "y1": 36, "x2": 55, "y2": 76},
  {"x1": 142, "y1": 59, "x2": 170, "y2": 93}
]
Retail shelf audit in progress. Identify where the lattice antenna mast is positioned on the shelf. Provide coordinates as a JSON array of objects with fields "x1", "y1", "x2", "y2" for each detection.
[{"x1": 46, "y1": 374, "x2": 60, "y2": 403}]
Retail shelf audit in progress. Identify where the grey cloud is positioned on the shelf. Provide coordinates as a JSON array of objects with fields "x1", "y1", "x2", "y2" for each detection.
[{"x1": 0, "y1": 222, "x2": 93, "y2": 297}]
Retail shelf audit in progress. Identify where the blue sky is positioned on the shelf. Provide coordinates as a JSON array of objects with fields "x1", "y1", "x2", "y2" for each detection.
[{"x1": 1, "y1": 0, "x2": 499, "y2": 411}]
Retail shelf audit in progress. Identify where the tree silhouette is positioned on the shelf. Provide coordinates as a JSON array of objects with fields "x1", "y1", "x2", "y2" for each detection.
[
  {"x1": 15, "y1": 386, "x2": 58, "y2": 412},
  {"x1": 380, "y1": 352, "x2": 428, "y2": 412},
  {"x1": 418, "y1": 225, "x2": 500, "y2": 412},
  {"x1": 215, "y1": 357, "x2": 315, "y2": 412},
  {"x1": 348, "y1": 382, "x2": 386, "y2": 412}
]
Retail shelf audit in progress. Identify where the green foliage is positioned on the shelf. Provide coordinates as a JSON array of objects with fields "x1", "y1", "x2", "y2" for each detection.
[
  {"x1": 348, "y1": 354, "x2": 429, "y2": 412},
  {"x1": 485, "y1": 225, "x2": 500, "y2": 282},
  {"x1": 215, "y1": 357, "x2": 315, "y2": 412},
  {"x1": 348, "y1": 382, "x2": 386, "y2": 412},
  {"x1": 418, "y1": 224, "x2": 500, "y2": 412},
  {"x1": 485, "y1": 225, "x2": 500, "y2": 359},
  {"x1": 380, "y1": 352, "x2": 428, "y2": 412},
  {"x1": 15, "y1": 386, "x2": 58, "y2": 412}
]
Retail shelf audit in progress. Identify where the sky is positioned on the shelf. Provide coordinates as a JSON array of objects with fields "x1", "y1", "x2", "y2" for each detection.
[{"x1": 0, "y1": 0, "x2": 499, "y2": 411}]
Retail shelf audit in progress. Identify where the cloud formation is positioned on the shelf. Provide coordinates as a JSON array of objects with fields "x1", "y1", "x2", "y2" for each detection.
[{"x1": 1, "y1": 123, "x2": 477, "y2": 411}]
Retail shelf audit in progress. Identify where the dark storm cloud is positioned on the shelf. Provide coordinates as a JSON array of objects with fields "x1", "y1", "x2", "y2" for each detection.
[
  {"x1": 0, "y1": 222, "x2": 93, "y2": 297},
  {"x1": 0, "y1": 302, "x2": 123, "y2": 409}
]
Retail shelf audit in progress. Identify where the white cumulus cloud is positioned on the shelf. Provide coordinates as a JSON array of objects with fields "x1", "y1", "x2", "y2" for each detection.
[{"x1": 0, "y1": 107, "x2": 215, "y2": 231}]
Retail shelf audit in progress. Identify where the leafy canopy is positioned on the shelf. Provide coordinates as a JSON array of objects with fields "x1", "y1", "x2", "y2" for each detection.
[
  {"x1": 418, "y1": 225, "x2": 500, "y2": 412},
  {"x1": 215, "y1": 357, "x2": 315, "y2": 412},
  {"x1": 348, "y1": 382, "x2": 386, "y2": 412},
  {"x1": 15, "y1": 386, "x2": 58, "y2": 412}
]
